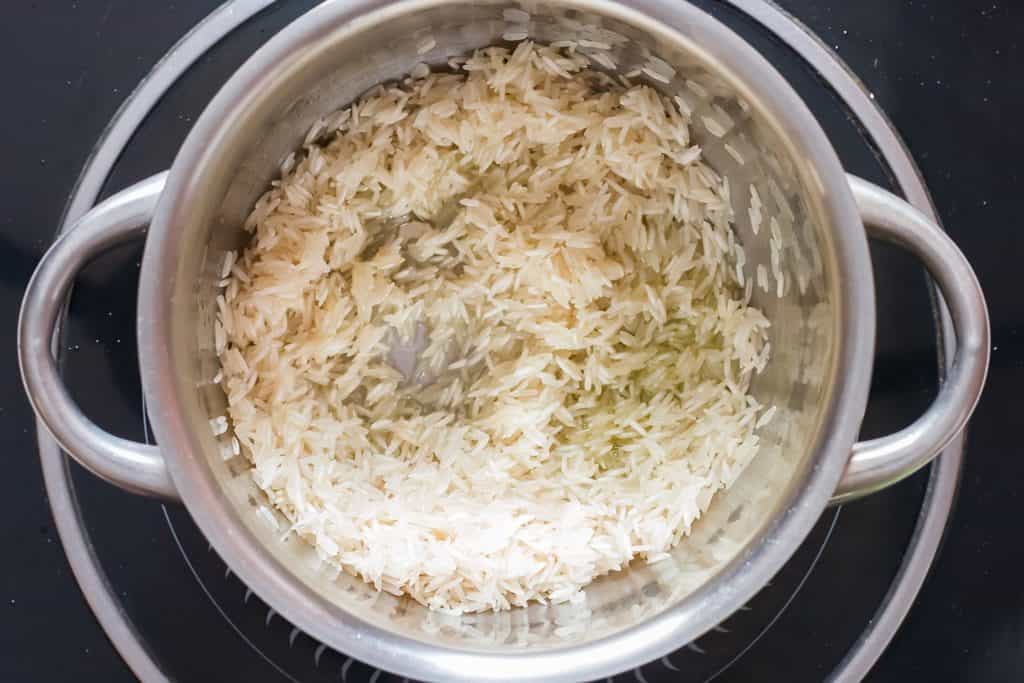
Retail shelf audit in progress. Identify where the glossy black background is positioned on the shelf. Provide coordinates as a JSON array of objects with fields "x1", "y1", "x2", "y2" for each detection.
[{"x1": 0, "y1": 1, "x2": 1020, "y2": 681}]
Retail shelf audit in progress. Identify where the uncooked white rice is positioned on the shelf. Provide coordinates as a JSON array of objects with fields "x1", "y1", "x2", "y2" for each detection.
[
  {"x1": 749, "y1": 184, "x2": 763, "y2": 235},
  {"x1": 209, "y1": 415, "x2": 228, "y2": 436},
  {"x1": 673, "y1": 93, "x2": 694, "y2": 117},
  {"x1": 217, "y1": 43, "x2": 771, "y2": 614},
  {"x1": 641, "y1": 67, "x2": 670, "y2": 84},
  {"x1": 724, "y1": 142, "x2": 744, "y2": 165},
  {"x1": 502, "y1": 29, "x2": 529, "y2": 42},
  {"x1": 588, "y1": 49, "x2": 617, "y2": 71},
  {"x1": 410, "y1": 62, "x2": 430, "y2": 80},
  {"x1": 502, "y1": 7, "x2": 530, "y2": 22},
  {"x1": 685, "y1": 78, "x2": 709, "y2": 98},
  {"x1": 641, "y1": 57, "x2": 675, "y2": 84},
  {"x1": 702, "y1": 114, "x2": 728, "y2": 139},
  {"x1": 416, "y1": 36, "x2": 436, "y2": 55},
  {"x1": 711, "y1": 103, "x2": 735, "y2": 129}
]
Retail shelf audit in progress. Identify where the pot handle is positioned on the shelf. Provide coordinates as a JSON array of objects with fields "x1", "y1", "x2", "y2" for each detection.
[
  {"x1": 832, "y1": 175, "x2": 989, "y2": 503},
  {"x1": 19, "y1": 172, "x2": 178, "y2": 500}
]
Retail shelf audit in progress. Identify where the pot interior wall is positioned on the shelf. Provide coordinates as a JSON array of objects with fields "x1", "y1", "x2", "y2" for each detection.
[{"x1": 167, "y1": 0, "x2": 837, "y2": 651}]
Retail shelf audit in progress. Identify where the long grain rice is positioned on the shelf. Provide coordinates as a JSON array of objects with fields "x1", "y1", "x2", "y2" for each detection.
[{"x1": 217, "y1": 43, "x2": 771, "y2": 614}]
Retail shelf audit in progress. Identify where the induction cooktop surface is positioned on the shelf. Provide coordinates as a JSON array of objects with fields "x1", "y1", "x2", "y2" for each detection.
[{"x1": 3, "y1": 1, "x2": 1020, "y2": 682}]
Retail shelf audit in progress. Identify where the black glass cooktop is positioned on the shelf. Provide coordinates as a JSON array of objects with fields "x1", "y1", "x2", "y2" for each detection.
[{"x1": 2, "y1": 1, "x2": 1021, "y2": 682}]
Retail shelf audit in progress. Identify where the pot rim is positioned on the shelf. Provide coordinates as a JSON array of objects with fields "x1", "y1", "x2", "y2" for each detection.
[{"x1": 138, "y1": 0, "x2": 875, "y2": 680}]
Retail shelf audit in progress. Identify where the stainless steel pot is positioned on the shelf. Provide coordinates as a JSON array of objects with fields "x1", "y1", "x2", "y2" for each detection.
[{"x1": 19, "y1": 0, "x2": 989, "y2": 680}]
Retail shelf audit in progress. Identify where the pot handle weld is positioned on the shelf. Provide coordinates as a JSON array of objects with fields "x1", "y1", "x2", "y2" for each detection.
[
  {"x1": 19, "y1": 172, "x2": 178, "y2": 500},
  {"x1": 832, "y1": 175, "x2": 989, "y2": 503}
]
